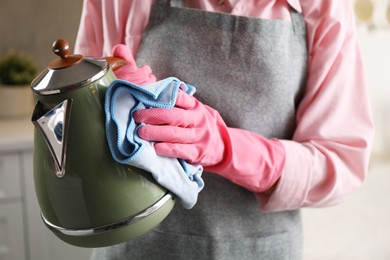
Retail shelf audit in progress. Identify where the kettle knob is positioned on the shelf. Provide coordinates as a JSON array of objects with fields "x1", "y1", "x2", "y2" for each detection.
[
  {"x1": 52, "y1": 39, "x2": 71, "y2": 59},
  {"x1": 48, "y1": 39, "x2": 83, "y2": 70}
]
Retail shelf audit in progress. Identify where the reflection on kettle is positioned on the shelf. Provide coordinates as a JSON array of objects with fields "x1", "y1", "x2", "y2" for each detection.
[{"x1": 32, "y1": 99, "x2": 72, "y2": 178}]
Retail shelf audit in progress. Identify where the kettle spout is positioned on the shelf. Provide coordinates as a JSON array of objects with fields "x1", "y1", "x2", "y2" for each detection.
[{"x1": 32, "y1": 99, "x2": 72, "y2": 177}]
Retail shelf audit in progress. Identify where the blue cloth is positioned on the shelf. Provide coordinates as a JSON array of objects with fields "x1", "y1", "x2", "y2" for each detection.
[{"x1": 104, "y1": 77, "x2": 204, "y2": 209}]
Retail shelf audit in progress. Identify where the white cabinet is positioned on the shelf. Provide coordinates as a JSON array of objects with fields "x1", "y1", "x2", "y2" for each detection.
[
  {"x1": 0, "y1": 152, "x2": 26, "y2": 260},
  {"x1": 0, "y1": 119, "x2": 92, "y2": 260},
  {"x1": 0, "y1": 154, "x2": 22, "y2": 200},
  {"x1": 0, "y1": 199, "x2": 26, "y2": 260}
]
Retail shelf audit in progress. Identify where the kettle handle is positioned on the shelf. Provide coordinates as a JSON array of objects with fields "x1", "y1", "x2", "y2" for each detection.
[{"x1": 104, "y1": 56, "x2": 127, "y2": 72}]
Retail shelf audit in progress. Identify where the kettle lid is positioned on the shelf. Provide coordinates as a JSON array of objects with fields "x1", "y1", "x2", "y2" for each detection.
[{"x1": 31, "y1": 39, "x2": 108, "y2": 95}]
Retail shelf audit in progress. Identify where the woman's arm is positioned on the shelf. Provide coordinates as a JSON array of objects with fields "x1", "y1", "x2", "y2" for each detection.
[
  {"x1": 259, "y1": 0, "x2": 374, "y2": 211},
  {"x1": 74, "y1": 0, "x2": 153, "y2": 57}
]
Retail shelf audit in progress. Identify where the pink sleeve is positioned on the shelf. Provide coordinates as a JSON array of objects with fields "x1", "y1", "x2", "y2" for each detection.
[
  {"x1": 259, "y1": 0, "x2": 374, "y2": 211},
  {"x1": 74, "y1": 0, "x2": 104, "y2": 57},
  {"x1": 75, "y1": 0, "x2": 153, "y2": 57}
]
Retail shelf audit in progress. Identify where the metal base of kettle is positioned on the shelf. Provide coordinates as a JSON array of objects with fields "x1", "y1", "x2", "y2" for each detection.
[{"x1": 41, "y1": 192, "x2": 175, "y2": 248}]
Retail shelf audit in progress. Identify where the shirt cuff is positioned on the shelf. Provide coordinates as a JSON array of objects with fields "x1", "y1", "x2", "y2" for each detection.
[{"x1": 257, "y1": 140, "x2": 313, "y2": 212}]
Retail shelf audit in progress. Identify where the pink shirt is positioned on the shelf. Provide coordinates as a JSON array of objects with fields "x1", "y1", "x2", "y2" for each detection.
[{"x1": 75, "y1": 0, "x2": 374, "y2": 212}]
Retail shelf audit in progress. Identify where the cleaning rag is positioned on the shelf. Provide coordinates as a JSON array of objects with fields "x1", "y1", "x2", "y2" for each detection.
[{"x1": 105, "y1": 77, "x2": 204, "y2": 209}]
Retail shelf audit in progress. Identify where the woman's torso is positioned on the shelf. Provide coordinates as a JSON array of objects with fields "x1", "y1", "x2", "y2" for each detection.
[{"x1": 92, "y1": 1, "x2": 308, "y2": 259}]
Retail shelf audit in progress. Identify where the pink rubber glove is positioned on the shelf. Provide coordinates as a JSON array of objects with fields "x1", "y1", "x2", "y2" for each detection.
[
  {"x1": 134, "y1": 90, "x2": 286, "y2": 192},
  {"x1": 112, "y1": 44, "x2": 157, "y2": 84}
]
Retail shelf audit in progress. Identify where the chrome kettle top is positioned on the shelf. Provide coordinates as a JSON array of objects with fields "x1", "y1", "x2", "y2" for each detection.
[{"x1": 31, "y1": 39, "x2": 109, "y2": 95}]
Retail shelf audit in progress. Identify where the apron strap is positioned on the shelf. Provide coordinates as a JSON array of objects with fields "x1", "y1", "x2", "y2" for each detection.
[
  {"x1": 290, "y1": 10, "x2": 306, "y2": 36},
  {"x1": 155, "y1": 0, "x2": 184, "y2": 8}
]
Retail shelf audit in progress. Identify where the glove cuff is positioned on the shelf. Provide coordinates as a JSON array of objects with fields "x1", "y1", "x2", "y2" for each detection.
[{"x1": 204, "y1": 128, "x2": 285, "y2": 192}]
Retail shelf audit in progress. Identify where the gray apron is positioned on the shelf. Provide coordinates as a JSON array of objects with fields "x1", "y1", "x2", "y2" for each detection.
[{"x1": 92, "y1": 0, "x2": 307, "y2": 259}]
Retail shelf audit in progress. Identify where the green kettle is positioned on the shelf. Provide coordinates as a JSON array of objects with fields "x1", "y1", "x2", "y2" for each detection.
[{"x1": 30, "y1": 39, "x2": 175, "y2": 248}]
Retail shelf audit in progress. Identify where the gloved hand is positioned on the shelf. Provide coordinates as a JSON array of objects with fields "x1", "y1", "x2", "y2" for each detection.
[
  {"x1": 134, "y1": 89, "x2": 286, "y2": 192},
  {"x1": 112, "y1": 44, "x2": 156, "y2": 84}
]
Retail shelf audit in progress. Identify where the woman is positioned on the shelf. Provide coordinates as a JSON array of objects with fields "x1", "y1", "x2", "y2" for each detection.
[{"x1": 75, "y1": 0, "x2": 374, "y2": 259}]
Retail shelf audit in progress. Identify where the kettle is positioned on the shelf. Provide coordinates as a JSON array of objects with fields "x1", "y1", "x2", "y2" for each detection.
[{"x1": 30, "y1": 39, "x2": 175, "y2": 248}]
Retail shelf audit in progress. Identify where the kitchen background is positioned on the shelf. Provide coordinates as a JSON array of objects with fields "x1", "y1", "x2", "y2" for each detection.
[{"x1": 0, "y1": 0, "x2": 389, "y2": 259}]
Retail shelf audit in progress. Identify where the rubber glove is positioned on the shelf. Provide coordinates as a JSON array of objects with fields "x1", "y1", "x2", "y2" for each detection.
[
  {"x1": 133, "y1": 89, "x2": 286, "y2": 192},
  {"x1": 112, "y1": 44, "x2": 157, "y2": 84}
]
